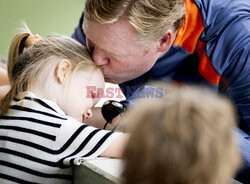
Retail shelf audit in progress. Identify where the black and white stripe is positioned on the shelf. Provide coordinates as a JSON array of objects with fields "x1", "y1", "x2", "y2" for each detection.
[{"x1": 0, "y1": 91, "x2": 120, "y2": 184}]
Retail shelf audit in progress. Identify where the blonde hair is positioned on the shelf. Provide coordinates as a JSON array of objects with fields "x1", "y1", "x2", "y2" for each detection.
[
  {"x1": 0, "y1": 27, "x2": 98, "y2": 115},
  {"x1": 84, "y1": 0, "x2": 186, "y2": 45},
  {"x1": 121, "y1": 84, "x2": 241, "y2": 184}
]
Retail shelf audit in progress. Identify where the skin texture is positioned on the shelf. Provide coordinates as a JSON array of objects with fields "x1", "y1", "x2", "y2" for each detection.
[
  {"x1": 83, "y1": 18, "x2": 176, "y2": 84},
  {"x1": 31, "y1": 59, "x2": 128, "y2": 158},
  {"x1": 83, "y1": 17, "x2": 176, "y2": 128},
  {"x1": 32, "y1": 59, "x2": 105, "y2": 123},
  {"x1": 57, "y1": 68, "x2": 104, "y2": 123},
  {"x1": 53, "y1": 60, "x2": 128, "y2": 158}
]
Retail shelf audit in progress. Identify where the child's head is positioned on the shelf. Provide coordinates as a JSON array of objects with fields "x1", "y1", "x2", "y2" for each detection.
[
  {"x1": 1, "y1": 27, "x2": 104, "y2": 122},
  {"x1": 121, "y1": 84, "x2": 241, "y2": 184}
]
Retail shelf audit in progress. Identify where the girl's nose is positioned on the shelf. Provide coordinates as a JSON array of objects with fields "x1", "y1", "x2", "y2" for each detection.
[{"x1": 86, "y1": 109, "x2": 93, "y2": 119}]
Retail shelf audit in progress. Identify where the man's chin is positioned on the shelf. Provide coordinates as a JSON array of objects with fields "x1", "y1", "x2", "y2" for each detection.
[
  {"x1": 104, "y1": 76, "x2": 129, "y2": 84},
  {"x1": 104, "y1": 76, "x2": 120, "y2": 84}
]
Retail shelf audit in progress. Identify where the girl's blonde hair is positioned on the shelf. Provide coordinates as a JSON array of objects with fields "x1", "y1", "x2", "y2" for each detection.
[
  {"x1": 0, "y1": 27, "x2": 98, "y2": 114},
  {"x1": 121, "y1": 84, "x2": 241, "y2": 184},
  {"x1": 84, "y1": 0, "x2": 186, "y2": 45}
]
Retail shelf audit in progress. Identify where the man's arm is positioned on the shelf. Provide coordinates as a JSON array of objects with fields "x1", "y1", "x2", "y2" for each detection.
[
  {"x1": 200, "y1": 2, "x2": 250, "y2": 182},
  {"x1": 196, "y1": 0, "x2": 250, "y2": 135}
]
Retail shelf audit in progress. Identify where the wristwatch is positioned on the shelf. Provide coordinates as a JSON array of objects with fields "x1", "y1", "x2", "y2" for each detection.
[{"x1": 101, "y1": 100, "x2": 126, "y2": 130}]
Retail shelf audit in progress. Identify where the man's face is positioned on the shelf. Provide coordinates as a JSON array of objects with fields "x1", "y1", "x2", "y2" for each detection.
[{"x1": 83, "y1": 18, "x2": 160, "y2": 84}]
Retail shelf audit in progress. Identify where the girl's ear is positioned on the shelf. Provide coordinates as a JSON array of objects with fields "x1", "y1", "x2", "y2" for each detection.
[{"x1": 55, "y1": 60, "x2": 72, "y2": 84}]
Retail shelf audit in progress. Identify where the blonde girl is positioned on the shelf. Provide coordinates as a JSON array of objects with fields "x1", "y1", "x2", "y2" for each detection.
[{"x1": 0, "y1": 28, "x2": 127, "y2": 184}]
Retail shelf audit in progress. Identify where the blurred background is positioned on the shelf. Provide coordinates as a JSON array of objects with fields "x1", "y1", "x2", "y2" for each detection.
[{"x1": 0, "y1": 0, "x2": 85, "y2": 57}]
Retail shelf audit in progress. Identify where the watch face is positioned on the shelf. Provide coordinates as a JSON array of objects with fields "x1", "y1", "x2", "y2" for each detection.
[
  {"x1": 111, "y1": 101, "x2": 124, "y2": 109},
  {"x1": 103, "y1": 100, "x2": 124, "y2": 109},
  {"x1": 102, "y1": 100, "x2": 126, "y2": 123}
]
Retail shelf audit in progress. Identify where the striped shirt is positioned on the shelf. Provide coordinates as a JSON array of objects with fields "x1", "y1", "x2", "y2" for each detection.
[{"x1": 0, "y1": 91, "x2": 121, "y2": 184}]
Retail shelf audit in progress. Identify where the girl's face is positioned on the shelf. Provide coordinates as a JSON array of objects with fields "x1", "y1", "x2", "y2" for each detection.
[{"x1": 59, "y1": 69, "x2": 105, "y2": 122}]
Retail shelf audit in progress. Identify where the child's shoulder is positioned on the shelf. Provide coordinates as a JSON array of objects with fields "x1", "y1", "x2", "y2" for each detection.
[{"x1": 10, "y1": 91, "x2": 68, "y2": 124}]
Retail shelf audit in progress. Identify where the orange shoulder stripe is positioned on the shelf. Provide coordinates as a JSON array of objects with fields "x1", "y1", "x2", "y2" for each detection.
[
  {"x1": 174, "y1": 0, "x2": 225, "y2": 85},
  {"x1": 197, "y1": 41, "x2": 221, "y2": 85},
  {"x1": 173, "y1": 0, "x2": 204, "y2": 53}
]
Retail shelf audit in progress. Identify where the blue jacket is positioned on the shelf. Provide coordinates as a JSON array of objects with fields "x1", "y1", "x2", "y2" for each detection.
[{"x1": 72, "y1": 0, "x2": 250, "y2": 182}]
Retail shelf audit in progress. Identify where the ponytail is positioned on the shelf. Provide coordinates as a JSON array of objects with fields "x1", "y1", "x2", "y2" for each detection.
[
  {"x1": 7, "y1": 32, "x2": 30, "y2": 82},
  {"x1": 0, "y1": 32, "x2": 31, "y2": 115}
]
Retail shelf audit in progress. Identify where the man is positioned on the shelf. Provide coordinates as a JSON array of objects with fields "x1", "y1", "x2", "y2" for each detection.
[{"x1": 72, "y1": 0, "x2": 250, "y2": 182}]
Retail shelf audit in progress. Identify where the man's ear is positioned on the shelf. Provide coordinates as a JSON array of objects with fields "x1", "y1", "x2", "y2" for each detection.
[
  {"x1": 157, "y1": 30, "x2": 175, "y2": 53},
  {"x1": 55, "y1": 60, "x2": 72, "y2": 84}
]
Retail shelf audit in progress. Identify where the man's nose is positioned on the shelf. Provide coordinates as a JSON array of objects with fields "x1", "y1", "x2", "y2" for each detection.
[{"x1": 92, "y1": 48, "x2": 109, "y2": 66}]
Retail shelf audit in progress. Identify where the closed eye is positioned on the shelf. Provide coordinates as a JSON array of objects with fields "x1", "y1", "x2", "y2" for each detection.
[{"x1": 86, "y1": 38, "x2": 95, "y2": 57}]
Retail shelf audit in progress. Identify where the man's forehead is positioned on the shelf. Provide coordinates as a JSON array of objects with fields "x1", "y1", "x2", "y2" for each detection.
[{"x1": 83, "y1": 19, "x2": 138, "y2": 54}]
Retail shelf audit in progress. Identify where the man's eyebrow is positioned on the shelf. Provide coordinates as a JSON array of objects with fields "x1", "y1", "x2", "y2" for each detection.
[
  {"x1": 108, "y1": 50, "x2": 127, "y2": 57},
  {"x1": 87, "y1": 37, "x2": 127, "y2": 57},
  {"x1": 83, "y1": 25, "x2": 127, "y2": 57}
]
